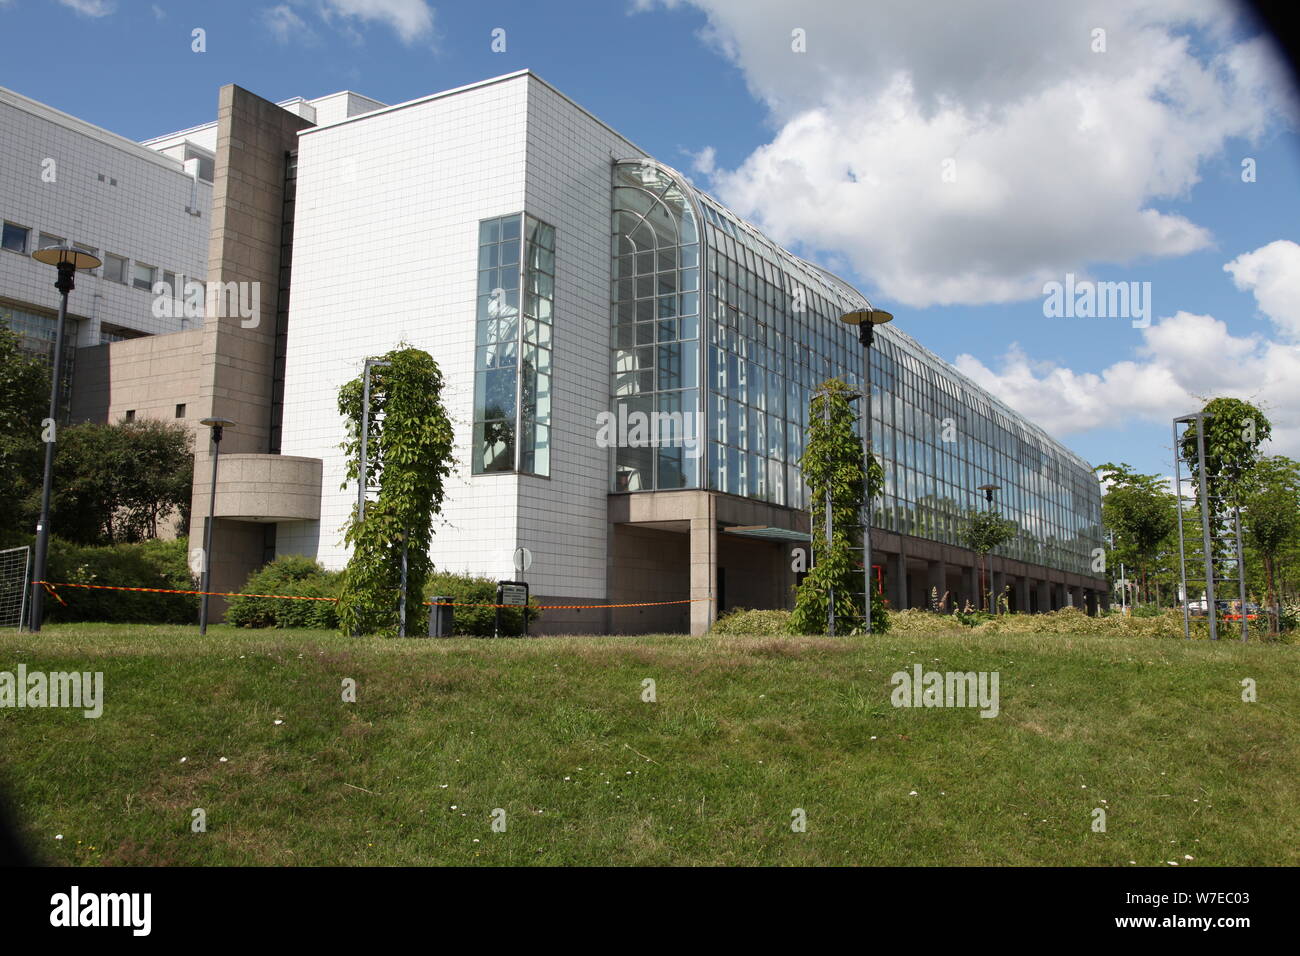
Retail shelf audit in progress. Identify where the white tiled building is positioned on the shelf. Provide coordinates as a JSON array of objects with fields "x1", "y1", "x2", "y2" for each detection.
[
  {"x1": 0, "y1": 86, "x2": 211, "y2": 356},
  {"x1": 279, "y1": 73, "x2": 636, "y2": 610}
]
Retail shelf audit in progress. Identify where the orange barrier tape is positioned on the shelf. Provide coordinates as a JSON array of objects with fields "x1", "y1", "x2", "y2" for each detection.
[
  {"x1": 41, "y1": 582, "x2": 68, "y2": 606},
  {"x1": 36, "y1": 581, "x2": 709, "y2": 611}
]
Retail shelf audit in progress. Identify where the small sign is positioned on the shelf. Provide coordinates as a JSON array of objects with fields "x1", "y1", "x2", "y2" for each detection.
[
  {"x1": 499, "y1": 582, "x2": 528, "y2": 607},
  {"x1": 513, "y1": 547, "x2": 532, "y2": 572}
]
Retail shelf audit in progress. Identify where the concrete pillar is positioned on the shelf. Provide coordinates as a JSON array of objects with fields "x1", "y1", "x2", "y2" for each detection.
[
  {"x1": 1085, "y1": 589, "x2": 1098, "y2": 616},
  {"x1": 1070, "y1": 585, "x2": 1084, "y2": 609},
  {"x1": 1035, "y1": 579, "x2": 1050, "y2": 614},
  {"x1": 990, "y1": 564, "x2": 1006, "y2": 612},
  {"x1": 961, "y1": 564, "x2": 977, "y2": 611},
  {"x1": 926, "y1": 559, "x2": 947, "y2": 610},
  {"x1": 689, "y1": 495, "x2": 717, "y2": 635},
  {"x1": 888, "y1": 551, "x2": 908, "y2": 612},
  {"x1": 1016, "y1": 576, "x2": 1030, "y2": 614},
  {"x1": 1100, "y1": 589, "x2": 1111, "y2": 613}
]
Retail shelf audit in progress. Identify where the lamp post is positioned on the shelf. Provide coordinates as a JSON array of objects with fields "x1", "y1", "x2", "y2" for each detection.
[
  {"x1": 25, "y1": 245, "x2": 101, "y2": 633},
  {"x1": 978, "y1": 483, "x2": 1001, "y2": 613},
  {"x1": 198, "y1": 417, "x2": 236, "y2": 635},
  {"x1": 838, "y1": 308, "x2": 893, "y2": 634}
]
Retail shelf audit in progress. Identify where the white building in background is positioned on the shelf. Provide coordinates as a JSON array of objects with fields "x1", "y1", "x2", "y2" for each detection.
[
  {"x1": 0, "y1": 85, "x2": 385, "y2": 392},
  {"x1": 0, "y1": 85, "x2": 211, "y2": 359}
]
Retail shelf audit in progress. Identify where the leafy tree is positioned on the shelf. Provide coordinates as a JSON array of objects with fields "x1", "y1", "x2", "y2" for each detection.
[
  {"x1": 961, "y1": 507, "x2": 1017, "y2": 610},
  {"x1": 0, "y1": 321, "x2": 48, "y2": 546},
  {"x1": 791, "y1": 378, "x2": 888, "y2": 635},
  {"x1": 1179, "y1": 398, "x2": 1271, "y2": 509},
  {"x1": 50, "y1": 419, "x2": 193, "y2": 544},
  {"x1": 336, "y1": 346, "x2": 454, "y2": 637},
  {"x1": 1240, "y1": 456, "x2": 1300, "y2": 632},
  {"x1": 1096, "y1": 462, "x2": 1178, "y2": 604}
]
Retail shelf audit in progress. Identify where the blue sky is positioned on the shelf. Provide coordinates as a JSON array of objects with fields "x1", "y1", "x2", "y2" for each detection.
[{"x1": 4, "y1": 0, "x2": 1298, "y2": 480}]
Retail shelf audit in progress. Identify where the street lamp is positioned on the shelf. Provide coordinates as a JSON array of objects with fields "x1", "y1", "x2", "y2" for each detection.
[
  {"x1": 198, "y1": 417, "x2": 236, "y2": 635},
  {"x1": 24, "y1": 245, "x2": 101, "y2": 633},
  {"x1": 838, "y1": 307, "x2": 894, "y2": 634},
  {"x1": 978, "y1": 483, "x2": 1001, "y2": 613}
]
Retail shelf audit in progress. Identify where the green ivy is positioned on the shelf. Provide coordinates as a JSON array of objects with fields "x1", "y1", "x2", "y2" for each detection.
[
  {"x1": 335, "y1": 346, "x2": 455, "y2": 637},
  {"x1": 791, "y1": 378, "x2": 888, "y2": 635}
]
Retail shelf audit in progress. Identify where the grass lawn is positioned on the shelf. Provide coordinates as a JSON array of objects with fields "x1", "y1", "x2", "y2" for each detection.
[{"x1": 1, "y1": 624, "x2": 1296, "y2": 866}]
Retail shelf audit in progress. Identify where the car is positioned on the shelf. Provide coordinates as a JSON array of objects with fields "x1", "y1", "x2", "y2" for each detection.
[{"x1": 1224, "y1": 602, "x2": 1261, "y2": 622}]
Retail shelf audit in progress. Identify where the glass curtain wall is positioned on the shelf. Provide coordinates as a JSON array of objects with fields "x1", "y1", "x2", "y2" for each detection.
[{"x1": 609, "y1": 159, "x2": 1101, "y2": 576}]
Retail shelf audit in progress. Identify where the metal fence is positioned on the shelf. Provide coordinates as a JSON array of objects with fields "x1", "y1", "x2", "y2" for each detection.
[{"x1": 0, "y1": 546, "x2": 30, "y2": 629}]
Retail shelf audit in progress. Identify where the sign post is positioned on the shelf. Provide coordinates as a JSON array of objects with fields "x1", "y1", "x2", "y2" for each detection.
[{"x1": 495, "y1": 580, "x2": 530, "y2": 638}]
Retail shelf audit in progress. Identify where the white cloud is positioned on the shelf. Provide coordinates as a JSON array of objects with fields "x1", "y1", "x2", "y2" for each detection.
[
  {"x1": 1223, "y1": 239, "x2": 1300, "y2": 340},
  {"x1": 645, "y1": 0, "x2": 1297, "y2": 307},
  {"x1": 313, "y1": 0, "x2": 434, "y2": 45},
  {"x1": 262, "y1": 4, "x2": 315, "y2": 44},
  {"x1": 57, "y1": 0, "x2": 115, "y2": 16},
  {"x1": 259, "y1": 0, "x2": 433, "y2": 45},
  {"x1": 954, "y1": 309, "x2": 1300, "y2": 455}
]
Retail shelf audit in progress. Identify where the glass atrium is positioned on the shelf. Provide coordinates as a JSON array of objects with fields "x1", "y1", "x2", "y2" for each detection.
[{"x1": 609, "y1": 159, "x2": 1102, "y2": 577}]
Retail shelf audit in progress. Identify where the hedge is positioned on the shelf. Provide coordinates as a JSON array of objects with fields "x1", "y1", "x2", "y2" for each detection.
[
  {"x1": 42, "y1": 537, "x2": 197, "y2": 624},
  {"x1": 225, "y1": 555, "x2": 341, "y2": 630}
]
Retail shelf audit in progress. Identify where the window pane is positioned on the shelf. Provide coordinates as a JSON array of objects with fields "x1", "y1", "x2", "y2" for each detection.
[{"x1": 1, "y1": 223, "x2": 29, "y2": 253}]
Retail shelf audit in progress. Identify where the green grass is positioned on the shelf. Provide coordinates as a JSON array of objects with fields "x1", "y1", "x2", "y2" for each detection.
[{"x1": 1, "y1": 624, "x2": 1296, "y2": 866}]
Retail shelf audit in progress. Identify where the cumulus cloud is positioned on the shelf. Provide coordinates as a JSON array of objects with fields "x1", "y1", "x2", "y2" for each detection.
[
  {"x1": 262, "y1": 4, "x2": 316, "y2": 44},
  {"x1": 57, "y1": 0, "x2": 115, "y2": 16},
  {"x1": 954, "y1": 309, "x2": 1300, "y2": 454},
  {"x1": 315, "y1": 0, "x2": 434, "y2": 45},
  {"x1": 645, "y1": 0, "x2": 1297, "y2": 307},
  {"x1": 1224, "y1": 239, "x2": 1300, "y2": 340},
  {"x1": 262, "y1": 0, "x2": 434, "y2": 45}
]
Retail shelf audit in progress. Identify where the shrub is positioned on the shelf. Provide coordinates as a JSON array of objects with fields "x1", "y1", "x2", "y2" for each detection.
[
  {"x1": 43, "y1": 537, "x2": 197, "y2": 624},
  {"x1": 1131, "y1": 603, "x2": 1162, "y2": 618},
  {"x1": 226, "y1": 555, "x2": 341, "y2": 630},
  {"x1": 423, "y1": 572, "x2": 539, "y2": 637},
  {"x1": 710, "y1": 608, "x2": 794, "y2": 636}
]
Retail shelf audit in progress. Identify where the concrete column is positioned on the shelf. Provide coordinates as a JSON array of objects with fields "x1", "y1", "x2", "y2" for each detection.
[
  {"x1": 1100, "y1": 589, "x2": 1111, "y2": 613},
  {"x1": 689, "y1": 495, "x2": 717, "y2": 635},
  {"x1": 888, "y1": 551, "x2": 908, "y2": 612},
  {"x1": 961, "y1": 564, "x2": 977, "y2": 611},
  {"x1": 1035, "y1": 579, "x2": 1050, "y2": 614},
  {"x1": 991, "y1": 565, "x2": 1006, "y2": 612},
  {"x1": 1085, "y1": 589, "x2": 1098, "y2": 616},
  {"x1": 1070, "y1": 585, "x2": 1084, "y2": 609},
  {"x1": 1016, "y1": 576, "x2": 1030, "y2": 614},
  {"x1": 926, "y1": 559, "x2": 947, "y2": 610}
]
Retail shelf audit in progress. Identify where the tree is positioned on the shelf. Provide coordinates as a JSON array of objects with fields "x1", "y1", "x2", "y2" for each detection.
[
  {"x1": 0, "y1": 321, "x2": 48, "y2": 546},
  {"x1": 336, "y1": 346, "x2": 455, "y2": 637},
  {"x1": 1096, "y1": 462, "x2": 1178, "y2": 604},
  {"x1": 791, "y1": 378, "x2": 887, "y2": 635},
  {"x1": 50, "y1": 419, "x2": 193, "y2": 544},
  {"x1": 1179, "y1": 398, "x2": 1271, "y2": 510},
  {"x1": 1240, "y1": 456, "x2": 1300, "y2": 633},
  {"x1": 962, "y1": 507, "x2": 1017, "y2": 611}
]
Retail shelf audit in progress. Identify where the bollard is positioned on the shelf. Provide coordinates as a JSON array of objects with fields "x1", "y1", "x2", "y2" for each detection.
[{"x1": 427, "y1": 597, "x2": 453, "y2": 637}]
